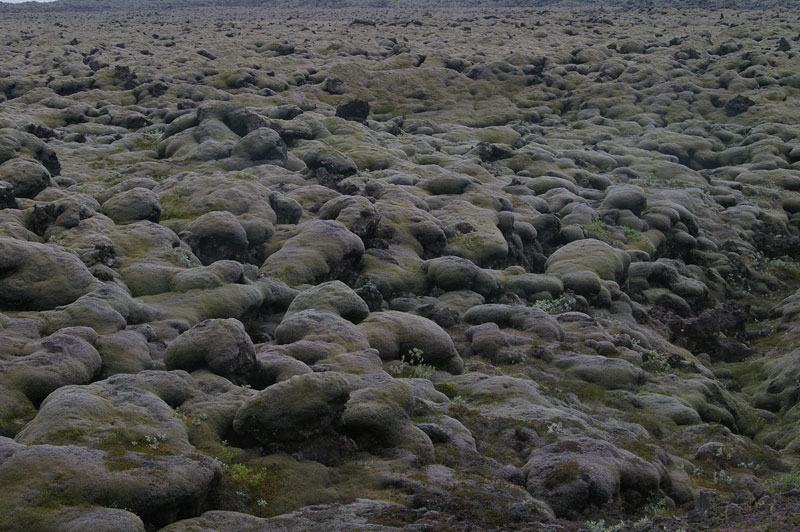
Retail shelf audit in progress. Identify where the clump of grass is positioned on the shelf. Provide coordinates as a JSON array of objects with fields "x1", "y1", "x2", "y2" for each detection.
[
  {"x1": 766, "y1": 257, "x2": 800, "y2": 282},
  {"x1": 621, "y1": 226, "x2": 643, "y2": 242},
  {"x1": 642, "y1": 350, "x2": 671, "y2": 374},
  {"x1": 642, "y1": 496, "x2": 667, "y2": 516},
  {"x1": 584, "y1": 520, "x2": 624, "y2": 532},
  {"x1": 126, "y1": 432, "x2": 169, "y2": 453},
  {"x1": 159, "y1": 192, "x2": 188, "y2": 220},
  {"x1": 766, "y1": 468, "x2": 800, "y2": 495},
  {"x1": 389, "y1": 347, "x2": 435, "y2": 379},
  {"x1": 226, "y1": 463, "x2": 267, "y2": 486},
  {"x1": 450, "y1": 395, "x2": 467, "y2": 408},
  {"x1": 546, "y1": 421, "x2": 566, "y2": 435},
  {"x1": 582, "y1": 220, "x2": 644, "y2": 246},
  {"x1": 215, "y1": 443, "x2": 281, "y2": 517},
  {"x1": 142, "y1": 432, "x2": 168, "y2": 450},
  {"x1": 713, "y1": 469, "x2": 733, "y2": 486},
  {"x1": 582, "y1": 219, "x2": 613, "y2": 239},
  {"x1": 130, "y1": 134, "x2": 160, "y2": 152},
  {"x1": 531, "y1": 293, "x2": 575, "y2": 314}
]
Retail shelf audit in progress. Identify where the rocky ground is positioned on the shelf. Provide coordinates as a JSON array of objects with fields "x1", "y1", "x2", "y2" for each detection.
[{"x1": 1, "y1": 3, "x2": 800, "y2": 532}]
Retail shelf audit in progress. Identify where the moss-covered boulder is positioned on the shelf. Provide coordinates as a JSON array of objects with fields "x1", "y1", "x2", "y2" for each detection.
[
  {"x1": 0, "y1": 238, "x2": 97, "y2": 311},
  {"x1": 229, "y1": 127, "x2": 287, "y2": 167},
  {"x1": 358, "y1": 311, "x2": 464, "y2": 373},
  {"x1": 523, "y1": 437, "x2": 663, "y2": 519},
  {"x1": 261, "y1": 220, "x2": 364, "y2": 286},
  {"x1": 16, "y1": 370, "x2": 196, "y2": 451},
  {"x1": 342, "y1": 380, "x2": 435, "y2": 464},
  {"x1": 160, "y1": 500, "x2": 406, "y2": 532},
  {"x1": 422, "y1": 256, "x2": 499, "y2": 297},
  {"x1": 233, "y1": 372, "x2": 351, "y2": 444},
  {"x1": 0, "y1": 330, "x2": 101, "y2": 408},
  {"x1": 0, "y1": 158, "x2": 52, "y2": 199},
  {"x1": 164, "y1": 318, "x2": 256, "y2": 384},
  {"x1": 101, "y1": 188, "x2": 161, "y2": 224},
  {"x1": 284, "y1": 281, "x2": 369, "y2": 323},
  {"x1": 0, "y1": 436, "x2": 220, "y2": 531},
  {"x1": 95, "y1": 329, "x2": 157, "y2": 378},
  {"x1": 545, "y1": 238, "x2": 630, "y2": 283},
  {"x1": 275, "y1": 310, "x2": 371, "y2": 356}
]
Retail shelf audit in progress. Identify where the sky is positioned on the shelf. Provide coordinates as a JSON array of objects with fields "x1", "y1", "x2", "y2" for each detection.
[{"x1": 0, "y1": 0, "x2": 59, "y2": 3}]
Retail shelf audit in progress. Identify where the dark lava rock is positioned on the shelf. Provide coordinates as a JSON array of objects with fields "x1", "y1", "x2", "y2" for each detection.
[
  {"x1": 112, "y1": 65, "x2": 139, "y2": 90},
  {"x1": 474, "y1": 141, "x2": 513, "y2": 162},
  {"x1": 668, "y1": 302, "x2": 751, "y2": 362},
  {"x1": 355, "y1": 281, "x2": 384, "y2": 312},
  {"x1": 0, "y1": 181, "x2": 18, "y2": 209},
  {"x1": 335, "y1": 100, "x2": 370, "y2": 122},
  {"x1": 725, "y1": 94, "x2": 755, "y2": 117}
]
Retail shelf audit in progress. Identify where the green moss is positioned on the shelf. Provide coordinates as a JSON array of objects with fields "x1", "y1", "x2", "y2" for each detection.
[
  {"x1": 0, "y1": 407, "x2": 37, "y2": 435},
  {"x1": 36, "y1": 112, "x2": 64, "y2": 129},
  {"x1": 446, "y1": 480, "x2": 526, "y2": 526},
  {"x1": 619, "y1": 437, "x2": 656, "y2": 461},
  {"x1": 43, "y1": 427, "x2": 89, "y2": 446},
  {"x1": 226, "y1": 463, "x2": 264, "y2": 486},
  {"x1": 471, "y1": 394, "x2": 504, "y2": 406},
  {"x1": 539, "y1": 380, "x2": 609, "y2": 404},
  {"x1": 449, "y1": 233, "x2": 485, "y2": 250},
  {"x1": 621, "y1": 408, "x2": 676, "y2": 439},
  {"x1": 621, "y1": 226, "x2": 643, "y2": 242},
  {"x1": 336, "y1": 461, "x2": 369, "y2": 476},
  {"x1": 506, "y1": 153, "x2": 535, "y2": 173},
  {"x1": 104, "y1": 458, "x2": 138, "y2": 471},
  {"x1": 159, "y1": 198, "x2": 188, "y2": 220},
  {"x1": 212, "y1": 447, "x2": 287, "y2": 517},
  {"x1": 130, "y1": 135, "x2": 160, "y2": 152},
  {"x1": 474, "y1": 127, "x2": 519, "y2": 145},
  {"x1": 158, "y1": 188, "x2": 190, "y2": 220},
  {"x1": 95, "y1": 432, "x2": 177, "y2": 458},
  {"x1": 231, "y1": 171, "x2": 258, "y2": 181},
  {"x1": 545, "y1": 460, "x2": 584, "y2": 489},
  {"x1": 582, "y1": 220, "x2": 613, "y2": 240},
  {"x1": 690, "y1": 472, "x2": 734, "y2": 494},
  {"x1": 434, "y1": 382, "x2": 459, "y2": 399},
  {"x1": 247, "y1": 465, "x2": 284, "y2": 517},
  {"x1": 728, "y1": 358, "x2": 767, "y2": 391}
]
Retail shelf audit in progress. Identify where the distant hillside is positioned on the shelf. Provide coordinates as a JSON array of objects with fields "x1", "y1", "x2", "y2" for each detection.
[{"x1": 0, "y1": 0, "x2": 796, "y2": 11}]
